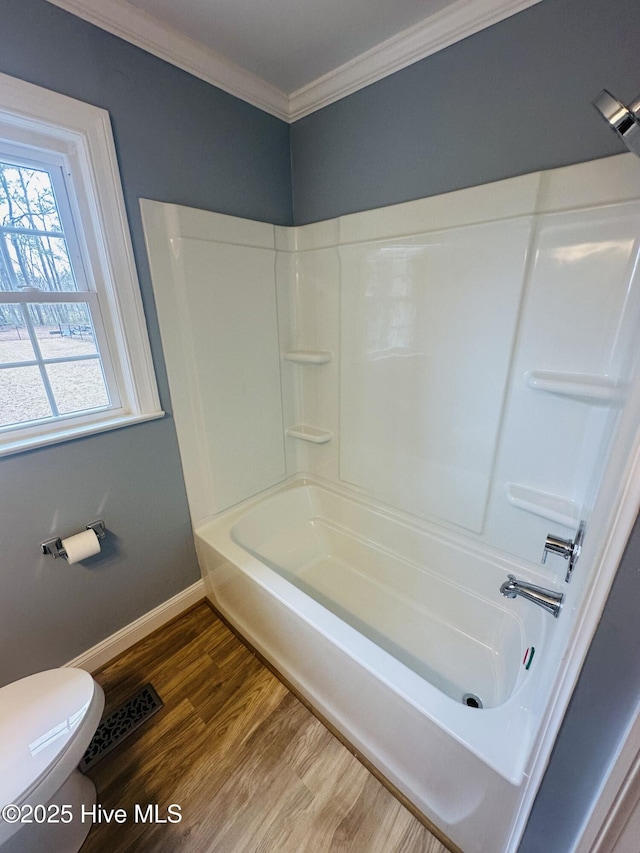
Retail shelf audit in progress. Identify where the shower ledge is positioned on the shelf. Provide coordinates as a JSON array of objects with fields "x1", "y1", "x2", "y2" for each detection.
[
  {"x1": 505, "y1": 482, "x2": 579, "y2": 528},
  {"x1": 526, "y1": 370, "x2": 623, "y2": 403},
  {"x1": 283, "y1": 350, "x2": 332, "y2": 364},
  {"x1": 286, "y1": 425, "x2": 332, "y2": 444}
]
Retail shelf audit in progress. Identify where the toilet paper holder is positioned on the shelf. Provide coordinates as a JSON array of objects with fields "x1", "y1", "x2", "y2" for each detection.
[{"x1": 41, "y1": 520, "x2": 106, "y2": 559}]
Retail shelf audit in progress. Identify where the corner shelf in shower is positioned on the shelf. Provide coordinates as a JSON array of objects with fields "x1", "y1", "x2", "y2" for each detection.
[
  {"x1": 286, "y1": 425, "x2": 332, "y2": 444},
  {"x1": 525, "y1": 370, "x2": 623, "y2": 403},
  {"x1": 283, "y1": 350, "x2": 332, "y2": 365},
  {"x1": 505, "y1": 482, "x2": 579, "y2": 528}
]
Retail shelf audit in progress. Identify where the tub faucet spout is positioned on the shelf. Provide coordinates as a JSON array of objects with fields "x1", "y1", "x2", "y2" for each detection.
[{"x1": 500, "y1": 574, "x2": 564, "y2": 618}]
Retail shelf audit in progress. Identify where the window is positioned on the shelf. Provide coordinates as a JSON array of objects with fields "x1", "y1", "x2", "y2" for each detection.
[
  {"x1": 0, "y1": 155, "x2": 115, "y2": 427},
  {"x1": 0, "y1": 73, "x2": 163, "y2": 455}
]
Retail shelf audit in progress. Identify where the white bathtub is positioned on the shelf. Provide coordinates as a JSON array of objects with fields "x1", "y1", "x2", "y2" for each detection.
[{"x1": 195, "y1": 477, "x2": 558, "y2": 852}]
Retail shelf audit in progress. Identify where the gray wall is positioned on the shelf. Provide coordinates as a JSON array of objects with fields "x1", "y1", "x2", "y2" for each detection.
[
  {"x1": 291, "y1": 0, "x2": 640, "y2": 224},
  {"x1": 288, "y1": 0, "x2": 640, "y2": 849},
  {"x1": 0, "y1": 0, "x2": 292, "y2": 685}
]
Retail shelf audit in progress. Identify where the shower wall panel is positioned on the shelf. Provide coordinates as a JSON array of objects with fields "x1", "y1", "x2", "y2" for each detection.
[
  {"x1": 141, "y1": 201, "x2": 286, "y2": 522},
  {"x1": 339, "y1": 218, "x2": 531, "y2": 532}
]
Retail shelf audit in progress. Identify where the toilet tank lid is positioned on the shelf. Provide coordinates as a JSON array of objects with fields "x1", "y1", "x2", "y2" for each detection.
[{"x1": 0, "y1": 668, "x2": 96, "y2": 806}]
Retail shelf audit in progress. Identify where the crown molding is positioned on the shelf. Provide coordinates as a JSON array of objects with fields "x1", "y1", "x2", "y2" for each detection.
[
  {"x1": 46, "y1": 0, "x2": 290, "y2": 120},
  {"x1": 47, "y1": 0, "x2": 542, "y2": 123},
  {"x1": 288, "y1": 0, "x2": 542, "y2": 120}
]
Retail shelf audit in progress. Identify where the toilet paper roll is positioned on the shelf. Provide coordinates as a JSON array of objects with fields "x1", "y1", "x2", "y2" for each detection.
[{"x1": 61, "y1": 529, "x2": 101, "y2": 564}]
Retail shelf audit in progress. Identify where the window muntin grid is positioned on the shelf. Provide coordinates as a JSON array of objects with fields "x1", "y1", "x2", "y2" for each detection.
[{"x1": 0, "y1": 156, "x2": 117, "y2": 431}]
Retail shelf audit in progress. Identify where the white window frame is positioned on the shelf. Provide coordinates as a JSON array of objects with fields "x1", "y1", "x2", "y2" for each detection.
[{"x1": 0, "y1": 72, "x2": 163, "y2": 455}]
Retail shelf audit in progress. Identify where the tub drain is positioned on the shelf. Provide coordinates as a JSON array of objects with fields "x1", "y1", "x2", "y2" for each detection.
[{"x1": 462, "y1": 693, "x2": 483, "y2": 709}]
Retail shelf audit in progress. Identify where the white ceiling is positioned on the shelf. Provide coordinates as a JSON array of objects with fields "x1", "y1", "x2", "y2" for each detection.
[
  {"x1": 47, "y1": 0, "x2": 542, "y2": 121},
  {"x1": 127, "y1": 0, "x2": 454, "y2": 93}
]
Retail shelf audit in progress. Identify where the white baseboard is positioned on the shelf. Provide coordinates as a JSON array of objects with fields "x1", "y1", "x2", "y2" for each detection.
[{"x1": 65, "y1": 579, "x2": 206, "y2": 673}]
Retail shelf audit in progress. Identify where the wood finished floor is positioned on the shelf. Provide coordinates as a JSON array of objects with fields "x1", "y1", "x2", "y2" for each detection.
[{"x1": 82, "y1": 603, "x2": 451, "y2": 853}]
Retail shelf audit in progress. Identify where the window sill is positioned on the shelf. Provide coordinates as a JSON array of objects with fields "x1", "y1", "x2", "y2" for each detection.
[{"x1": 0, "y1": 410, "x2": 165, "y2": 457}]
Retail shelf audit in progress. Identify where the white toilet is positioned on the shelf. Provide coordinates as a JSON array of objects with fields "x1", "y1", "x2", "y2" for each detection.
[{"x1": 0, "y1": 668, "x2": 105, "y2": 853}]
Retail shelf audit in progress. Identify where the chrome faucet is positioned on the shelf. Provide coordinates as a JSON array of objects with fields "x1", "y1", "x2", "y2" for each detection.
[{"x1": 500, "y1": 574, "x2": 564, "y2": 618}]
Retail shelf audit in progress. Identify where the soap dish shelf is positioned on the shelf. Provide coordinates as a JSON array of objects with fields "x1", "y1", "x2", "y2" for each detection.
[
  {"x1": 505, "y1": 483, "x2": 579, "y2": 528},
  {"x1": 286, "y1": 425, "x2": 332, "y2": 444},
  {"x1": 526, "y1": 370, "x2": 623, "y2": 403},
  {"x1": 283, "y1": 350, "x2": 332, "y2": 365}
]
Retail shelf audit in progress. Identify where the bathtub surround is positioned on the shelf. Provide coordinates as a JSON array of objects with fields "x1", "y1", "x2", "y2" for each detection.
[
  {"x1": 142, "y1": 153, "x2": 640, "y2": 559},
  {"x1": 142, "y1": 153, "x2": 640, "y2": 852}
]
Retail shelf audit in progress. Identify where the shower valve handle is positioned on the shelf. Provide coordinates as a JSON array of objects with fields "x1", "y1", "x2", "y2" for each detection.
[
  {"x1": 541, "y1": 521, "x2": 585, "y2": 584},
  {"x1": 541, "y1": 534, "x2": 574, "y2": 564}
]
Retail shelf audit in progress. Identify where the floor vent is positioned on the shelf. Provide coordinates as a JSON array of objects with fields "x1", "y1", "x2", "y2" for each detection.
[{"x1": 80, "y1": 683, "x2": 163, "y2": 771}]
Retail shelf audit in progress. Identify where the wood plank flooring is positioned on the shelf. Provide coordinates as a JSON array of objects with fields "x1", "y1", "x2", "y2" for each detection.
[{"x1": 82, "y1": 602, "x2": 452, "y2": 853}]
